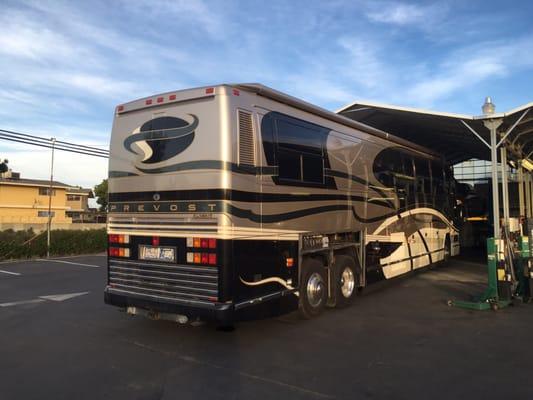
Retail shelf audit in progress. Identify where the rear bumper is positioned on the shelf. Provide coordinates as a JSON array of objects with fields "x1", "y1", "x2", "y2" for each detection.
[{"x1": 104, "y1": 286, "x2": 234, "y2": 323}]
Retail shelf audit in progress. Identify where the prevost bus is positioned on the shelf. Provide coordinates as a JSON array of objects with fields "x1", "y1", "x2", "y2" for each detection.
[{"x1": 104, "y1": 83, "x2": 460, "y2": 324}]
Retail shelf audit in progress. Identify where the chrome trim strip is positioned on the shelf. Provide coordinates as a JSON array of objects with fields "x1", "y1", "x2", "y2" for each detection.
[
  {"x1": 109, "y1": 278, "x2": 217, "y2": 296},
  {"x1": 109, "y1": 265, "x2": 217, "y2": 281},
  {"x1": 109, "y1": 271, "x2": 218, "y2": 288},
  {"x1": 110, "y1": 259, "x2": 217, "y2": 273},
  {"x1": 107, "y1": 287, "x2": 217, "y2": 307},
  {"x1": 110, "y1": 282, "x2": 216, "y2": 300}
]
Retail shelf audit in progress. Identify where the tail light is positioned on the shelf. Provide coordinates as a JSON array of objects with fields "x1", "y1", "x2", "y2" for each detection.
[
  {"x1": 109, "y1": 234, "x2": 129, "y2": 244},
  {"x1": 109, "y1": 247, "x2": 130, "y2": 257},
  {"x1": 108, "y1": 234, "x2": 130, "y2": 258},
  {"x1": 187, "y1": 237, "x2": 217, "y2": 249},
  {"x1": 186, "y1": 237, "x2": 218, "y2": 265}
]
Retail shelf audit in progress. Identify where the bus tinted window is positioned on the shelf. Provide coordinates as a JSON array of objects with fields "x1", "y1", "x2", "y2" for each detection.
[
  {"x1": 278, "y1": 149, "x2": 301, "y2": 181},
  {"x1": 275, "y1": 116, "x2": 325, "y2": 185},
  {"x1": 373, "y1": 148, "x2": 397, "y2": 187},
  {"x1": 276, "y1": 119, "x2": 322, "y2": 155}
]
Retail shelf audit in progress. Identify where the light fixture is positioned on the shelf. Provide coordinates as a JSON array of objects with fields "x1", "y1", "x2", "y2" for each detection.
[{"x1": 482, "y1": 96, "x2": 496, "y2": 115}]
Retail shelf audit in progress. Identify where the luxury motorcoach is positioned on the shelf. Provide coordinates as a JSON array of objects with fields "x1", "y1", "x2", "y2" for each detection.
[{"x1": 104, "y1": 83, "x2": 460, "y2": 324}]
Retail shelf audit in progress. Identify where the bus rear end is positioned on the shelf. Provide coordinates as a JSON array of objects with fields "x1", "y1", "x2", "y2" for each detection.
[{"x1": 104, "y1": 86, "x2": 235, "y2": 324}]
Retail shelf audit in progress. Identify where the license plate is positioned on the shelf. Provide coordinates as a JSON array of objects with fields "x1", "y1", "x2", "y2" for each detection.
[{"x1": 139, "y1": 245, "x2": 176, "y2": 263}]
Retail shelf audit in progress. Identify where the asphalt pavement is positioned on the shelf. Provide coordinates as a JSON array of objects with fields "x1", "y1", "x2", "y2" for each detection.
[{"x1": 1, "y1": 253, "x2": 533, "y2": 400}]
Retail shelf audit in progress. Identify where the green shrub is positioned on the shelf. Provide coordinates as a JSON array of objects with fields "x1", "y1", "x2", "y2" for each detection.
[{"x1": 0, "y1": 228, "x2": 107, "y2": 260}]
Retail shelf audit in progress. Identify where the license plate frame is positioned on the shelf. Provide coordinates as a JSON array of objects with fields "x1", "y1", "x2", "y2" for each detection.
[{"x1": 138, "y1": 245, "x2": 177, "y2": 263}]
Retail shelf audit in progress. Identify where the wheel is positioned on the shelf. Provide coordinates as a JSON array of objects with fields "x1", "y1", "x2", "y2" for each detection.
[
  {"x1": 443, "y1": 236, "x2": 451, "y2": 265},
  {"x1": 299, "y1": 258, "x2": 327, "y2": 319},
  {"x1": 331, "y1": 255, "x2": 358, "y2": 308}
]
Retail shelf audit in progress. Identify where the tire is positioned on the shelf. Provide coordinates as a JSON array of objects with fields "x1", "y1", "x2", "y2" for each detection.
[
  {"x1": 331, "y1": 255, "x2": 358, "y2": 308},
  {"x1": 299, "y1": 258, "x2": 327, "y2": 319}
]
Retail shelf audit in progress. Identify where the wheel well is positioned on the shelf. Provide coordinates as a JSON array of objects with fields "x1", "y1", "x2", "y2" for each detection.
[{"x1": 334, "y1": 246, "x2": 361, "y2": 270}]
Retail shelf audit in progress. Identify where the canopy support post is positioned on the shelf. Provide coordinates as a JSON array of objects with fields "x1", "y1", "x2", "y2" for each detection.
[
  {"x1": 500, "y1": 147, "x2": 510, "y2": 225},
  {"x1": 529, "y1": 173, "x2": 533, "y2": 219},
  {"x1": 497, "y1": 108, "x2": 529, "y2": 147},
  {"x1": 460, "y1": 120, "x2": 491, "y2": 149},
  {"x1": 518, "y1": 165, "x2": 525, "y2": 219},
  {"x1": 484, "y1": 119, "x2": 503, "y2": 239}
]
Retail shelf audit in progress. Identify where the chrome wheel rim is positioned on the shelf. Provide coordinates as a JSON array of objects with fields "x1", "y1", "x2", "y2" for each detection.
[
  {"x1": 307, "y1": 272, "x2": 325, "y2": 308},
  {"x1": 340, "y1": 267, "x2": 355, "y2": 298}
]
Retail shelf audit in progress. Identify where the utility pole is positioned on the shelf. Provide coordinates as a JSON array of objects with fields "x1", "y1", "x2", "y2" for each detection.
[{"x1": 47, "y1": 138, "x2": 56, "y2": 258}]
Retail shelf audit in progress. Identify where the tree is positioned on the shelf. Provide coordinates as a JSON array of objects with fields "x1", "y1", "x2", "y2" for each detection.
[
  {"x1": 0, "y1": 159, "x2": 8, "y2": 173},
  {"x1": 94, "y1": 178, "x2": 108, "y2": 211}
]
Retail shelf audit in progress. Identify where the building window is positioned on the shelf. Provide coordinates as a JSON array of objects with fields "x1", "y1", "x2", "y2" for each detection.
[
  {"x1": 39, "y1": 188, "x2": 56, "y2": 196},
  {"x1": 67, "y1": 195, "x2": 81, "y2": 201},
  {"x1": 38, "y1": 211, "x2": 55, "y2": 217}
]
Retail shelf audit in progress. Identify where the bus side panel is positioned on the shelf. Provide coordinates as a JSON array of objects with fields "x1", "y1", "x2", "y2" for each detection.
[{"x1": 232, "y1": 239, "x2": 299, "y2": 306}]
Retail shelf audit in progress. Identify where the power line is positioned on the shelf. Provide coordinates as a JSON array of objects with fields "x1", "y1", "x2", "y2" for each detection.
[
  {"x1": 0, "y1": 135, "x2": 109, "y2": 158},
  {"x1": 0, "y1": 128, "x2": 109, "y2": 155},
  {"x1": 0, "y1": 128, "x2": 110, "y2": 158},
  {"x1": 0, "y1": 131, "x2": 109, "y2": 155}
]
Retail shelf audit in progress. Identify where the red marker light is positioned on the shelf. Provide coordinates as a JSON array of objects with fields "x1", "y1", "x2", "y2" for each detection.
[
  {"x1": 201, "y1": 253, "x2": 208, "y2": 264},
  {"x1": 117, "y1": 105, "x2": 124, "y2": 112},
  {"x1": 208, "y1": 253, "x2": 217, "y2": 265},
  {"x1": 157, "y1": 97, "x2": 164, "y2": 103},
  {"x1": 201, "y1": 238, "x2": 208, "y2": 248},
  {"x1": 232, "y1": 89, "x2": 240, "y2": 96},
  {"x1": 146, "y1": 99, "x2": 152, "y2": 105},
  {"x1": 169, "y1": 94, "x2": 176, "y2": 100},
  {"x1": 205, "y1": 87, "x2": 214, "y2": 94},
  {"x1": 152, "y1": 236, "x2": 160, "y2": 246},
  {"x1": 208, "y1": 238, "x2": 217, "y2": 249}
]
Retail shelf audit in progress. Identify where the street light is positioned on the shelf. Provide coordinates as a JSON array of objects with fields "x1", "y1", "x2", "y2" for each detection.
[{"x1": 482, "y1": 96, "x2": 496, "y2": 115}]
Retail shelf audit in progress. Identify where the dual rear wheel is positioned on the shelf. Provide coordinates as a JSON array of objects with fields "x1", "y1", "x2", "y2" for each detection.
[{"x1": 299, "y1": 255, "x2": 358, "y2": 319}]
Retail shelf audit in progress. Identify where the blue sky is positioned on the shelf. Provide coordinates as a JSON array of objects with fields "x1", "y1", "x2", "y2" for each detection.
[{"x1": 2, "y1": 0, "x2": 533, "y2": 190}]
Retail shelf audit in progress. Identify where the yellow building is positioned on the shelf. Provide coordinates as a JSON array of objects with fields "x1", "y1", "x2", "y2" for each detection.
[
  {"x1": 65, "y1": 187, "x2": 94, "y2": 222},
  {"x1": 0, "y1": 172, "x2": 93, "y2": 224}
]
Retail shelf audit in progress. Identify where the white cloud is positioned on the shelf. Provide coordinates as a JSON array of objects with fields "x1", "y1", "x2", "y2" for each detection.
[
  {"x1": 64, "y1": 74, "x2": 139, "y2": 98},
  {"x1": 120, "y1": 0, "x2": 226, "y2": 38},
  {"x1": 404, "y1": 37, "x2": 533, "y2": 107},
  {"x1": 337, "y1": 37, "x2": 390, "y2": 90},
  {"x1": 365, "y1": 1, "x2": 446, "y2": 28}
]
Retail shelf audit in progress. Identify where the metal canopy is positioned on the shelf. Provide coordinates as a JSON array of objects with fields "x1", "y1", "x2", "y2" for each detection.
[
  {"x1": 337, "y1": 99, "x2": 533, "y2": 240},
  {"x1": 337, "y1": 101, "x2": 533, "y2": 166}
]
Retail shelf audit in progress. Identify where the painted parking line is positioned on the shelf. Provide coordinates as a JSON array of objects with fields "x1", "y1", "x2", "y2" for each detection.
[
  {"x1": 39, "y1": 292, "x2": 90, "y2": 301},
  {"x1": 42, "y1": 253, "x2": 106, "y2": 260},
  {"x1": 0, "y1": 292, "x2": 89, "y2": 308},
  {"x1": 36, "y1": 259, "x2": 102, "y2": 268},
  {"x1": 0, "y1": 269, "x2": 21, "y2": 276},
  {"x1": 0, "y1": 299, "x2": 44, "y2": 307}
]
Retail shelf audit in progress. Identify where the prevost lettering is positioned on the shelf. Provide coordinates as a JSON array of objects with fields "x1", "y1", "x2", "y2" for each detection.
[{"x1": 108, "y1": 201, "x2": 221, "y2": 213}]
